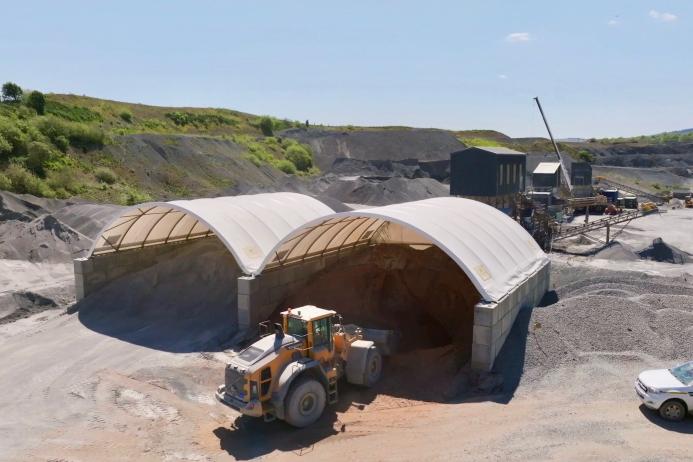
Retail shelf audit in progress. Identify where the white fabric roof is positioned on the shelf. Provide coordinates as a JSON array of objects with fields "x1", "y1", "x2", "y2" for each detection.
[
  {"x1": 533, "y1": 162, "x2": 561, "y2": 174},
  {"x1": 88, "y1": 193, "x2": 334, "y2": 274},
  {"x1": 259, "y1": 197, "x2": 548, "y2": 302}
]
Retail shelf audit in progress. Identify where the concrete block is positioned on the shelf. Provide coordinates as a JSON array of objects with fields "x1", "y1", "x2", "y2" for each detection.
[
  {"x1": 492, "y1": 323, "x2": 503, "y2": 341},
  {"x1": 238, "y1": 305, "x2": 251, "y2": 330},
  {"x1": 85, "y1": 271, "x2": 107, "y2": 287},
  {"x1": 73, "y1": 257, "x2": 93, "y2": 274},
  {"x1": 278, "y1": 266, "x2": 296, "y2": 285},
  {"x1": 237, "y1": 276, "x2": 260, "y2": 295},
  {"x1": 269, "y1": 284, "x2": 287, "y2": 304},
  {"x1": 238, "y1": 293, "x2": 251, "y2": 312},
  {"x1": 473, "y1": 304, "x2": 494, "y2": 327},
  {"x1": 471, "y1": 344, "x2": 491, "y2": 368},
  {"x1": 107, "y1": 264, "x2": 133, "y2": 282},
  {"x1": 473, "y1": 325, "x2": 491, "y2": 346},
  {"x1": 501, "y1": 313, "x2": 511, "y2": 336}
]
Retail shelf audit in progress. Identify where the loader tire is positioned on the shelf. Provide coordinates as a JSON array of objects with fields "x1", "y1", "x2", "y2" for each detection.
[
  {"x1": 284, "y1": 376, "x2": 326, "y2": 428},
  {"x1": 363, "y1": 348, "x2": 382, "y2": 387}
]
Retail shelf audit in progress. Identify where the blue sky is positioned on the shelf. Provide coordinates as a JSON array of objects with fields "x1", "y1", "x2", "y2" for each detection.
[{"x1": 1, "y1": 1, "x2": 691, "y2": 138}]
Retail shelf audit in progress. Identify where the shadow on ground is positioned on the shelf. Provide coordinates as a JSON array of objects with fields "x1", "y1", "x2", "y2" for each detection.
[
  {"x1": 213, "y1": 385, "x2": 378, "y2": 460},
  {"x1": 639, "y1": 405, "x2": 693, "y2": 434},
  {"x1": 490, "y1": 290, "x2": 558, "y2": 404},
  {"x1": 75, "y1": 294, "x2": 234, "y2": 353}
]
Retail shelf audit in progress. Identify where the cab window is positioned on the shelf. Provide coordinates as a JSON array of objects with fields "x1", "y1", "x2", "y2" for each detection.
[
  {"x1": 313, "y1": 317, "x2": 331, "y2": 349},
  {"x1": 287, "y1": 316, "x2": 307, "y2": 337}
]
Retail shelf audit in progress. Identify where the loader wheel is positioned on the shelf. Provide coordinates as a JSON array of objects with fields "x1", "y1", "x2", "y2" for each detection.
[
  {"x1": 363, "y1": 348, "x2": 382, "y2": 387},
  {"x1": 284, "y1": 376, "x2": 326, "y2": 428}
]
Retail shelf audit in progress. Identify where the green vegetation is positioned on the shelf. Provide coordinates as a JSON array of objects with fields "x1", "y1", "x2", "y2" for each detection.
[
  {"x1": 577, "y1": 150, "x2": 594, "y2": 163},
  {"x1": 1, "y1": 82, "x2": 23, "y2": 103},
  {"x1": 259, "y1": 116, "x2": 274, "y2": 136},
  {"x1": 165, "y1": 111, "x2": 238, "y2": 128},
  {"x1": 26, "y1": 91, "x2": 46, "y2": 115},
  {"x1": 119, "y1": 109, "x2": 133, "y2": 123},
  {"x1": 599, "y1": 131, "x2": 693, "y2": 144},
  {"x1": 458, "y1": 136, "x2": 508, "y2": 148},
  {"x1": 94, "y1": 167, "x2": 117, "y2": 184}
]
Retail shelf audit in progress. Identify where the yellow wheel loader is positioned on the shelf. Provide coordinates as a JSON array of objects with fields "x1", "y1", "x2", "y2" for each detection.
[{"x1": 215, "y1": 305, "x2": 396, "y2": 427}]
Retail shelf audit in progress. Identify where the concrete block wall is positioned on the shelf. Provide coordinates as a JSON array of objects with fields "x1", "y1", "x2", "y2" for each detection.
[
  {"x1": 73, "y1": 240, "x2": 203, "y2": 301},
  {"x1": 237, "y1": 255, "x2": 333, "y2": 331},
  {"x1": 471, "y1": 260, "x2": 551, "y2": 370}
]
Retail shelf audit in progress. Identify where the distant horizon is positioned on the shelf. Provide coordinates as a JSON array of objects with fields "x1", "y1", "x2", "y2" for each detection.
[{"x1": 3, "y1": 1, "x2": 692, "y2": 139}]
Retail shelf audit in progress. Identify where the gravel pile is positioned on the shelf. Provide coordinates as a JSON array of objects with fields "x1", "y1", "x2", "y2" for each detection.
[{"x1": 496, "y1": 261, "x2": 693, "y2": 385}]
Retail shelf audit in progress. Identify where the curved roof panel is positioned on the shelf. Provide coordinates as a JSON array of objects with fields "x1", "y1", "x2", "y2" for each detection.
[
  {"x1": 88, "y1": 193, "x2": 334, "y2": 274},
  {"x1": 259, "y1": 197, "x2": 548, "y2": 302}
]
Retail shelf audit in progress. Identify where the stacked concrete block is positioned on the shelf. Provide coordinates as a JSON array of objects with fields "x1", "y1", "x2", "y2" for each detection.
[
  {"x1": 471, "y1": 260, "x2": 550, "y2": 370},
  {"x1": 73, "y1": 241, "x2": 203, "y2": 301},
  {"x1": 237, "y1": 255, "x2": 328, "y2": 330}
]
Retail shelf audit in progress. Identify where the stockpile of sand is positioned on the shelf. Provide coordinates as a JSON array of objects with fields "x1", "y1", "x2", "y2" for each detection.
[
  {"x1": 281, "y1": 245, "x2": 479, "y2": 357},
  {"x1": 77, "y1": 238, "x2": 240, "y2": 352}
]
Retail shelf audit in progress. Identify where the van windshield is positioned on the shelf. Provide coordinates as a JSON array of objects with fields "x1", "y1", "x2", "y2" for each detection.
[
  {"x1": 670, "y1": 361, "x2": 693, "y2": 385},
  {"x1": 287, "y1": 316, "x2": 307, "y2": 338}
]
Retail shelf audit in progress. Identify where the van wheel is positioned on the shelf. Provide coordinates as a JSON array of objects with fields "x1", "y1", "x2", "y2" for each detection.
[
  {"x1": 284, "y1": 376, "x2": 326, "y2": 428},
  {"x1": 659, "y1": 400, "x2": 686, "y2": 421},
  {"x1": 363, "y1": 348, "x2": 382, "y2": 387}
]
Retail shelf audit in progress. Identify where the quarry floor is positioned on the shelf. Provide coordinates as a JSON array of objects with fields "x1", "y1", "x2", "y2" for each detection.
[{"x1": 0, "y1": 209, "x2": 692, "y2": 461}]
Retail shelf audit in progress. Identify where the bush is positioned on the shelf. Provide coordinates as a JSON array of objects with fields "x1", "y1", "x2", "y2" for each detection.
[
  {"x1": 285, "y1": 143, "x2": 313, "y2": 172},
  {"x1": 47, "y1": 167, "x2": 84, "y2": 195},
  {"x1": 0, "y1": 133, "x2": 12, "y2": 157},
  {"x1": 119, "y1": 110, "x2": 133, "y2": 123},
  {"x1": 0, "y1": 172, "x2": 11, "y2": 190},
  {"x1": 94, "y1": 167, "x2": 117, "y2": 184},
  {"x1": 26, "y1": 91, "x2": 46, "y2": 115},
  {"x1": 44, "y1": 101, "x2": 101, "y2": 122},
  {"x1": 5, "y1": 164, "x2": 55, "y2": 197},
  {"x1": 259, "y1": 116, "x2": 274, "y2": 136},
  {"x1": 577, "y1": 150, "x2": 594, "y2": 163},
  {"x1": 165, "y1": 111, "x2": 236, "y2": 127},
  {"x1": 0, "y1": 118, "x2": 27, "y2": 157},
  {"x1": 276, "y1": 159, "x2": 297, "y2": 174},
  {"x1": 26, "y1": 141, "x2": 56, "y2": 176},
  {"x1": 123, "y1": 188, "x2": 151, "y2": 205},
  {"x1": 54, "y1": 135, "x2": 69, "y2": 152},
  {"x1": 34, "y1": 116, "x2": 105, "y2": 149}
]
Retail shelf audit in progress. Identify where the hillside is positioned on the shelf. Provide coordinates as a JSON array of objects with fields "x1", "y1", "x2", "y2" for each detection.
[{"x1": 1, "y1": 85, "x2": 692, "y2": 205}]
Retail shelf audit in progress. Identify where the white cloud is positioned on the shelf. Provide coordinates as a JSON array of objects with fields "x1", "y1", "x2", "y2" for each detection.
[
  {"x1": 498, "y1": 74, "x2": 508, "y2": 80},
  {"x1": 505, "y1": 32, "x2": 531, "y2": 43},
  {"x1": 649, "y1": 10, "x2": 677, "y2": 22},
  {"x1": 607, "y1": 18, "x2": 620, "y2": 26}
]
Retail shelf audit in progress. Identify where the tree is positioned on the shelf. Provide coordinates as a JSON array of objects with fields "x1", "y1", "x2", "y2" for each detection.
[
  {"x1": 1, "y1": 82, "x2": 23, "y2": 103},
  {"x1": 577, "y1": 150, "x2": 594, "y2": 163},
  {"x1": 259, "y1": 116, "x2": 274, "y2": 136},
  {"x1": 26, "y1": 91, "x2": 46, "y2": 115}
]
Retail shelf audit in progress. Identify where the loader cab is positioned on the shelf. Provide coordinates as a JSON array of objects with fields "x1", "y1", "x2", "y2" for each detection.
[{"x1": 281, "y1": 306, "x2": 337, "y2": 361}]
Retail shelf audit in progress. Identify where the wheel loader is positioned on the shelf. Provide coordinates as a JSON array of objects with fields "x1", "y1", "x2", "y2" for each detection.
[{"x1": 215, "y1": 305, "x2": 396, "y2": 427}]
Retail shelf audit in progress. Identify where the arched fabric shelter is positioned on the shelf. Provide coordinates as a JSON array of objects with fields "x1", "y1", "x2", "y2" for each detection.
[
  {"x1": 258, "y1": 197, "x2": 548, "y2": 302},
  {"x1": 88, "y1": 192, "x2": 334, "y2": 274}
]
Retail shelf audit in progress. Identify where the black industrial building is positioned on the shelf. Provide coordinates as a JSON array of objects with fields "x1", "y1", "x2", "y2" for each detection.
[{"x1": 450, "y1": 146, "x2": 527, "y2": 212}]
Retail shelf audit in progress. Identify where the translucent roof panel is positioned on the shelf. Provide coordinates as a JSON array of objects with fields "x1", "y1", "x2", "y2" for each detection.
[
  {"x1": 259, "y1": 197, "x2": 548, "y2": 302},
  {"x1": 89, "y1": 193, "x2": 334, "y2": 274}
]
